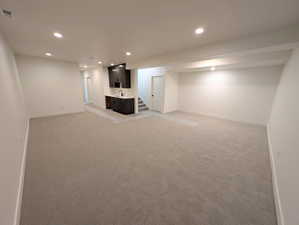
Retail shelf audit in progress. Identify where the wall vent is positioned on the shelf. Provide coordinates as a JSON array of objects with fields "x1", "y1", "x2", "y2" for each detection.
[{"x1": 1, "y1": 9, "x2": 13, "y2": 18}]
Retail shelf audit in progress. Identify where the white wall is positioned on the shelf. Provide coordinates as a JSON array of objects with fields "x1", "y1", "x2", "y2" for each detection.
[
  {"x1": 82, "y1": 68, "x2": 106, "y2": 107},
  {"x1": 138, "y1": 68, "x2": 153, "y2": 107},
  {"x1": 0, "y1": 32, "x2": 28, "y2": 225},
  {"x1": 16, "y1": 55, "x2": 84, "y2": 118},
  {"x1": 81, "y1": 71, "x2": 90, "y2": 104},
  {"x1": 178, "y1": 66, "x2": 282, "y2": 125},
  {"x1": 268, "y1": 48, "x2": 299, "y2": 225},
  {"x1": 90, "y1": 68, "x2": 105, "y2": 107},
  {"x1": 163, "y1": 72, "x2": 179, "y2": 113},
  {"x1": 137, "y1": 67, "x2": 166, "y2": 109},
  {"x1": 131, "y1": 69, "x2": 139, "y2": 113}
]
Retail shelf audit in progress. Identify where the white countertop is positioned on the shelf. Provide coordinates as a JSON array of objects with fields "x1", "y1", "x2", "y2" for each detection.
[{"x1": 105, "y1": 95, "x2": 134, "y2": 99}]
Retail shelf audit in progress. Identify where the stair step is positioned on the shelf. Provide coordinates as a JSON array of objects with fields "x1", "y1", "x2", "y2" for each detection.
[
  {"x1": 138, "y1": 97, "x2": 148, "y2": 111},
  {"x1": 138, "y1": 104, "x2": 147, "y2": 108},
  {"x1": 139, "y1": 107, "x2": 149, "y2": 111}
]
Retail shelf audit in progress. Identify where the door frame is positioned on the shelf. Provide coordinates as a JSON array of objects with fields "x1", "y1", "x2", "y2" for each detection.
[
  {"x1": 82, "y1": 72, "x2": 92, "y2": 104},
  {"x1": 151, "y1": 75, "x2": 164, "y2": 112}
]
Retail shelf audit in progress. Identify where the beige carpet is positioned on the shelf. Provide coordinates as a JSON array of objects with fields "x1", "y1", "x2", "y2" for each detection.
[{"x1": 20, "y1": 110, "x2": 277, "y2": 225}]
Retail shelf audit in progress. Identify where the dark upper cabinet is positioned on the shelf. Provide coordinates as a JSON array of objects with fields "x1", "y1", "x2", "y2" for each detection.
[
  {"x1": 108, "y1": 72, "x2": 114, "y2": 87},
  {"x1": 121, "y1": 70, "x2": 131, "y2": 88},
  {"x1": 108, "y1": 64, "x2": 131, "y2": 88},
  {"x1": 108, "y1": 66, "x2": 120, "y2": 88}
]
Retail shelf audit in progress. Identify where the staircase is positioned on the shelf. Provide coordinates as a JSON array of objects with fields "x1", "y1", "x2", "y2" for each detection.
[{"x1": 138, "y1": 97, "x2": 149, "y2": 112}]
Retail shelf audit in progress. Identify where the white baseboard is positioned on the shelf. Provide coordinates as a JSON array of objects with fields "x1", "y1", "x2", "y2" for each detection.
[
  {"x1": 30, "y1": 110, "x2": 85, "y2": 119},
  {"x1": 14, "y1": 119, "x2": 30, "y2": 225},
  {"x1": 267, "y1": 124, "x2": 285, "y2": 225},
  {"x1": 178, "y1": 110, "x2": 266, "y2": 126}
]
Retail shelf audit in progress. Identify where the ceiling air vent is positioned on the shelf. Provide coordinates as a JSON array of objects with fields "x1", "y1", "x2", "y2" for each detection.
[{"x1": 1, "y1": 9, "x2": 13, "y2": 18}]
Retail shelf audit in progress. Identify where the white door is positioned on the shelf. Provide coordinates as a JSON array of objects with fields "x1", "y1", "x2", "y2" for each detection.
[
  {"x1": 87, "y1": 77, "x2": 93, "y2": 103},
  {"x1": 83, "y1": 76, "x2": 92, "y2": 104},
  {"x1": 152, "y1": 76, "x2": 163, "y2": 112}
]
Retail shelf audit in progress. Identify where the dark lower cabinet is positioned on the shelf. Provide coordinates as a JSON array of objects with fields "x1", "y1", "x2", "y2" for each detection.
[
  {"x1": 118, "y1": 98, "x2": 134, "y2": 114},
  {"x1": 105, "y1": 96, "x2": 112, "y2": 109},
  {"x1": 106, "y1": 96, "x2": 134, "y2": 115}
]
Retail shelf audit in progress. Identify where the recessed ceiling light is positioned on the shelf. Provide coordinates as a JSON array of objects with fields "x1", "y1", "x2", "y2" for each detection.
[
  {"x1": 110, "y1": 63, "x2": 114, "y2": 66},
  {"x1": 98, "y1": 61, "x2": 102, "y2": 64},
  {"x1": 53, "y1": 32, "x2": 63, "y2": 38},
  {"x1": 126, "y1": 52, "x2": 132, "y2": 56},
  {"x1": 45, "y1": 52, "x2": 52, "y2": 56},
  {"x1": 83, "y1": 65, "x2": 87, "y2": 68},
  {"x1": 195, "y1": 27, "x2": 204, "y2": 35},
  {"x1": 210, "y1": 67, "x2": 215, "y2": 71}
]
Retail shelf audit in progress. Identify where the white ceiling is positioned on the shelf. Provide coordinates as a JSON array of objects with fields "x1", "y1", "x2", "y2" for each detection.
[
  {"x1": 0, "y1": 0, "x2": 299, "y2": 67},
  {"x1": 168, "y1": 50, "x2": 292, "y2": 72}
]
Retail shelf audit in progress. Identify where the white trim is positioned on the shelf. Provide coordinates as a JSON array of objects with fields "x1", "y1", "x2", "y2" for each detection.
[
  {"x1": 29, "y1": 110, "x2": 85, "y2": 119},
  {"x1": 14, "y1": 119, "x2": 30, "y2": 225},
  {"x1": 267, "y1": 123, "x2": 285, "y2": 225},
  {"x1": 179, "y1": 110, "x2": 266, "y2": 126}
]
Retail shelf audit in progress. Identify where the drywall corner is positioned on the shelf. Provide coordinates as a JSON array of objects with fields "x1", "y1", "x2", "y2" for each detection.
[
  {"x1": 163, "y1": 72, "x2": 179, "y2": 113},
  {"x1": 267, "y1": 123, "x2": 285, "y2": 225},
  {"x1": 13, "y1": 119, "x2": 30, "y2": 225}
]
